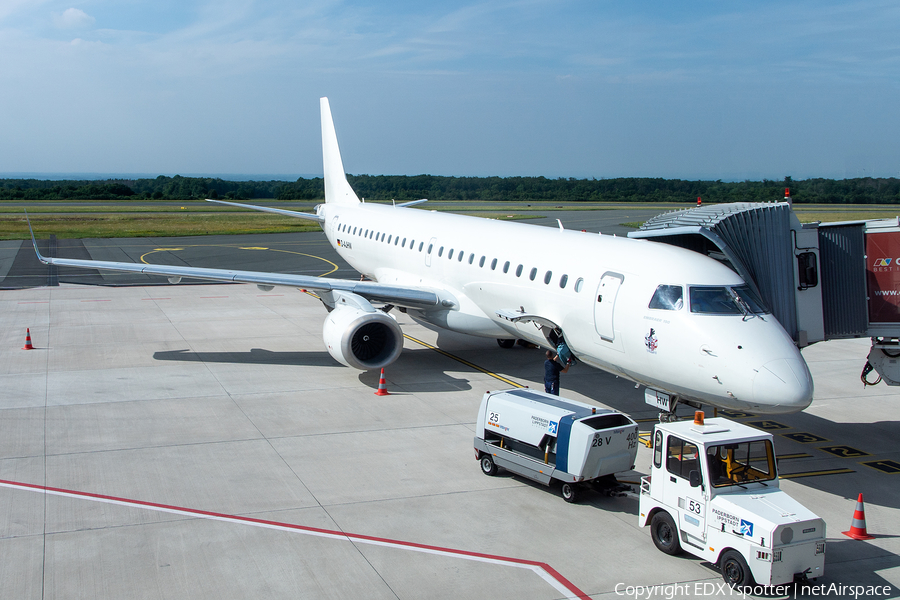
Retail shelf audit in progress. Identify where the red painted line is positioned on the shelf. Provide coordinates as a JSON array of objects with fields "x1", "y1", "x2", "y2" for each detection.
[{"x1": 0, "y1": 478, "x2": 588, "y2": 599}]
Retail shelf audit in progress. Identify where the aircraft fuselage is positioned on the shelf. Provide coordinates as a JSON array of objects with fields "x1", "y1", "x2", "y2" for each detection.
[{"x1": 321, "y1": 201, "x2": 813, "y2": 414}]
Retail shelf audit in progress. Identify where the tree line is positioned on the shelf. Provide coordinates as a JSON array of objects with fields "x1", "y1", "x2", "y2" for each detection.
[{"x1": 2, "y1": 175, "x2": 899, "y2": 204}]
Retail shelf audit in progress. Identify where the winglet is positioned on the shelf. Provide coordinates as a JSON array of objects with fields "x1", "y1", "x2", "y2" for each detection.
[
  {"x1": 320, "y1": 97, "x2": 360, "y2": 206},
  {"x1": 24, "y1": 211, "x2": 51, "y2": 265}
]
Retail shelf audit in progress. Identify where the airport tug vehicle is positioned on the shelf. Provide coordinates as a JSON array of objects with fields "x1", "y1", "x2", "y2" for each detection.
[
  {"x1": 474, "y1": 389, "x2": 639, "y2": 502},
  {"x1": 639, "y1": 413, "x2": 826, "y2": 588}
]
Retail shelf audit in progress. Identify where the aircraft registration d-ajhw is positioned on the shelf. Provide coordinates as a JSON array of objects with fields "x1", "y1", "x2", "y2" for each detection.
[{"x1": 29, "y1": 98, "x2": 813, "y2": 416}]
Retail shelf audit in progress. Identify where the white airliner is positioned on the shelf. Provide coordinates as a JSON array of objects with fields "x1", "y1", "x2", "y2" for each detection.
[{"x1": 29, "y1": 97, "x2": 813, "y2": 415}]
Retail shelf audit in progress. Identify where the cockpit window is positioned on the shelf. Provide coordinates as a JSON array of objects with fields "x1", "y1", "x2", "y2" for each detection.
[
  {"x1": 690, "y1": 287, "x2": 741, "y2": 314},
  {"x1": 690, "y1": 285, "x2": 769, "y2": 315},
  {"x1": 649, "y1": 285, "x2": 683, "y2": 311},
  {"x1": 732, "y1": 285, "x2": 767, "y2": 314}
]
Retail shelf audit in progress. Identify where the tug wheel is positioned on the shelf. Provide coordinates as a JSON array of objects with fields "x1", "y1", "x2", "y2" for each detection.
[
  {"x1": 720, "y1": 550, "x2": 755, "y2": 589},
  {"x1": 650, "y1": 511, "x2": 682, "y2": 555}
]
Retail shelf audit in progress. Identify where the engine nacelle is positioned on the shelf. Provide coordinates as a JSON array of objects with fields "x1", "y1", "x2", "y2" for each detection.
[{"x1": 322, "y1": 305, "x2": 403, "y2": 370}]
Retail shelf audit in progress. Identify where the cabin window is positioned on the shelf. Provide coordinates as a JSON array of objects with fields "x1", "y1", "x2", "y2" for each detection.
[
  {"x1": 503, "y1": 261, "x2": 510, "y2": 274},
  {"x1": 458, "y1": 252, "x2": 464, "y2": 262},
  {"x1": 388, "y1": 235, "x2": 393, "y2": 244},
  {"x1": 448, "y1": 249, "x2": 454, "y2": 259},
  {"x1": 491, "y1": 258, "x2": 497, "y2": 270},
  {"x1": 352, "y1": 227, "x2": 357, "y2": 235},
  {"x1": 395, "y1": 236, "x2": 399, "y2": 245},
  {"x1": 409, "y1": 239, "x2": 414, "y2": 249},
  {"x1": 515, "y1": 264, "x2": 523, "y2": 277},
  {"x1": 529, "y1": 267, "x2": 537, "y2": 281},
  {"x1": 559, "y1": 274, "x2": 568, "y2": 288},
  {"x1": 479, "y1": 256, "x2": 486, "y2": 268},
  {"x1": 402, "y1": 237, "x2": 407, "y2": 247},
  {"x1": 468, "y1": 253, "x2": 474, "y2": 264},
  {"x1": 438, "y1": 246, "x2": 444, "y2": 257},
  {"x1": 381, "y1": 233, "x2": 385, "y2": 241},
  {"x1": 544, "y1": 270, "x2": 552, "y2": 284},
  {"x1": 666, "y1": 435, "x2": 700, "y2": 481},
  {"x1": 574, "y1": 278, "x2": 584, "y2": 292},
  {"x1": 649, "y1": 285, "x2": 684, "y2": 311},
  {"x1": 419, "y1": 242, "x2": 424, "y2": 252}
]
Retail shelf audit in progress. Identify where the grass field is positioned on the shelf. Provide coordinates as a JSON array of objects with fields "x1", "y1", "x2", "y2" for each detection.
[
  {"x1": 2, "y1": 199, "x2": 899, "y2": 239},
  {"x1": 0, "y1": 207, "x2": 542, "y2": 239}
]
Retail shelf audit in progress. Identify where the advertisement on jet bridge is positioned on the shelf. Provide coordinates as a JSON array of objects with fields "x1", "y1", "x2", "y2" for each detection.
[{"x1": 867, "y1": 230, "x2": 900, "y2": 323}]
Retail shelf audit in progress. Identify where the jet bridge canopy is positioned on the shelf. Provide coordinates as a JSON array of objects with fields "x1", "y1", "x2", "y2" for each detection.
[
  {"x1": 629, "y1": 202, "x2": 900, "y2": 352},
  {"x1": 629, "y1": 203, "x2": 805, "y2": 344}
]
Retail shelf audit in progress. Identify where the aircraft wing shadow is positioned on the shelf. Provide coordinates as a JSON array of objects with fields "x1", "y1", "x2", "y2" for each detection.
[{"x1": 153, "y1": 348, "x2": 341, "y2": 368}]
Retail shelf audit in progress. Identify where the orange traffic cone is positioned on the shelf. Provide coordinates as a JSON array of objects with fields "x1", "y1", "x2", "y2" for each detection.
[
  {"x1": 374, "y1": 368, "x2": 390, "y2": 396},
  {"x1": 842, "y1": 493, "x2": 875, "y2": 540},
  {"x1": 22, "y1": 328, "x2": 34, "y2": 350},
  {"x1": 697, "y1": 196, "x2": 702, "y2": 207}
]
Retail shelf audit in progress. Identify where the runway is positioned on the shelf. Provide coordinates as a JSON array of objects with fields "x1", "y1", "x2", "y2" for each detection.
[{"x1": 1, "y1": 216, "x2": 900, "y2": 598}]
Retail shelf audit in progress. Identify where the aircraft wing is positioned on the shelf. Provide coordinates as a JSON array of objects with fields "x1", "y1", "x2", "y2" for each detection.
[{"x1": 26, "y1": 216, "x2": 440, "y2": 308}]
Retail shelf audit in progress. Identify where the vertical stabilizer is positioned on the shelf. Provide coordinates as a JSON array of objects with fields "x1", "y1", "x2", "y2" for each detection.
[{"x1": 321, "y1": 97, "x2": 360, "y2": 205}]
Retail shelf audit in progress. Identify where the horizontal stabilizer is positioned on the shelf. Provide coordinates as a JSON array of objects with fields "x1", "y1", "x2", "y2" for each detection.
[{"x1": 205, "y1": 199, "x2": 324, "y2": 222}]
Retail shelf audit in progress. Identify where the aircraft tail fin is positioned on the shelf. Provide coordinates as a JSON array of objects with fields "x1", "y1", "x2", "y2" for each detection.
[{"x1": 320, "y1": 97, "x2": 360, "y2": 205}]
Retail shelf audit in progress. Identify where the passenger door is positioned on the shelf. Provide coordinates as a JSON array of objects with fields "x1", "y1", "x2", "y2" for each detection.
[{"x1": 593, "y1": 272, "x2": 624, "y2": 341}]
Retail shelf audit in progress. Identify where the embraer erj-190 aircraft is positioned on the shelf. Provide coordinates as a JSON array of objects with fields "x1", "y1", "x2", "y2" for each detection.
[{"x1": 29, "y1": 98, "x2": 813, "y2": 415}]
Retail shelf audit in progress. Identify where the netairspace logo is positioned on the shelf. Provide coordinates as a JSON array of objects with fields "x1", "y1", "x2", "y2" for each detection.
[{"x1": 614, "y1": 582, "x2": 894, "y2": 599}]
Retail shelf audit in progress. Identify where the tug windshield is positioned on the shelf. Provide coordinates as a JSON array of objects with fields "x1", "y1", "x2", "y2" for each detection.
[{"x1": 706, "y1": 440, "x2": 776, "y2": 487}]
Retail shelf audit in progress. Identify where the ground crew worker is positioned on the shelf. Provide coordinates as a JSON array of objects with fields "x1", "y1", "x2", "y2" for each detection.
[{"x1": 544, "y1": 350, "x2": 569, "y2": 395}]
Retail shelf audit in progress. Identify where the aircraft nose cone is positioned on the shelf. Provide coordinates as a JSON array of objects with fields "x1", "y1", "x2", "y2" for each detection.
[{"x1": 753, "y1": 358, "x2": 814, "y2": 413}]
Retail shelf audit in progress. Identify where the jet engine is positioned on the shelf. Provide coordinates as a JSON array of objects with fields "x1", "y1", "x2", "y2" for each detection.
[{"x1": 322, "y1": 304, "x2": 403, "y2": 370}]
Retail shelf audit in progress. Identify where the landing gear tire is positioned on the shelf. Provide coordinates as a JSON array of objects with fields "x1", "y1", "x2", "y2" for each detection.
[
  {"x1": 720, "y1": 550, "x2": 755, "y2": 590},
  {"x1": 480, "y1": 455, "x2": 498, "y2": 476},
  {"x1": 560, "y1": 482, "x2": 579, "y2": 503},
  {"x1": 497, "y1": 339, "x2": 515, "y2": 349},
  {"x1": 650, "y1": 511, "x2": 682, "y2": 555},
  {"x1": 658, "y1": 411, "x2": 678, "y2": 423}
]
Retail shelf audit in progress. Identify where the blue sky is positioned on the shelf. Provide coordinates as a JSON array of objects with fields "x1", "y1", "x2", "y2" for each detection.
[{"x1": 1, "y1": 1, "x2": 898, "y2": 180}]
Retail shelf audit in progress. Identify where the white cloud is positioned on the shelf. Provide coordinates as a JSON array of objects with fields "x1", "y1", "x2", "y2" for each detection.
[{"x1": 53, "y1": 7, "x2": 95, "y2": 30}]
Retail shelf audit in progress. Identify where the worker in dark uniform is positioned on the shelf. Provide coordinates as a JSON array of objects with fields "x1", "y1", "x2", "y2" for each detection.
[{"x1": 544, "y1": 350, "x2": 569, "y2": 395}]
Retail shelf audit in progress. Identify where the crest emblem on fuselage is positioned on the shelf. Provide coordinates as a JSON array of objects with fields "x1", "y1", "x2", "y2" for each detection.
[{"x1": 644, "y1": 328, "x2": 658, "y2": 353}]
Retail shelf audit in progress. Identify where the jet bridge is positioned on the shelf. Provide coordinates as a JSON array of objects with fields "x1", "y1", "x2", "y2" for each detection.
[{"x1": 628, "y1": 200, "x2": 900, "y2": 387}]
